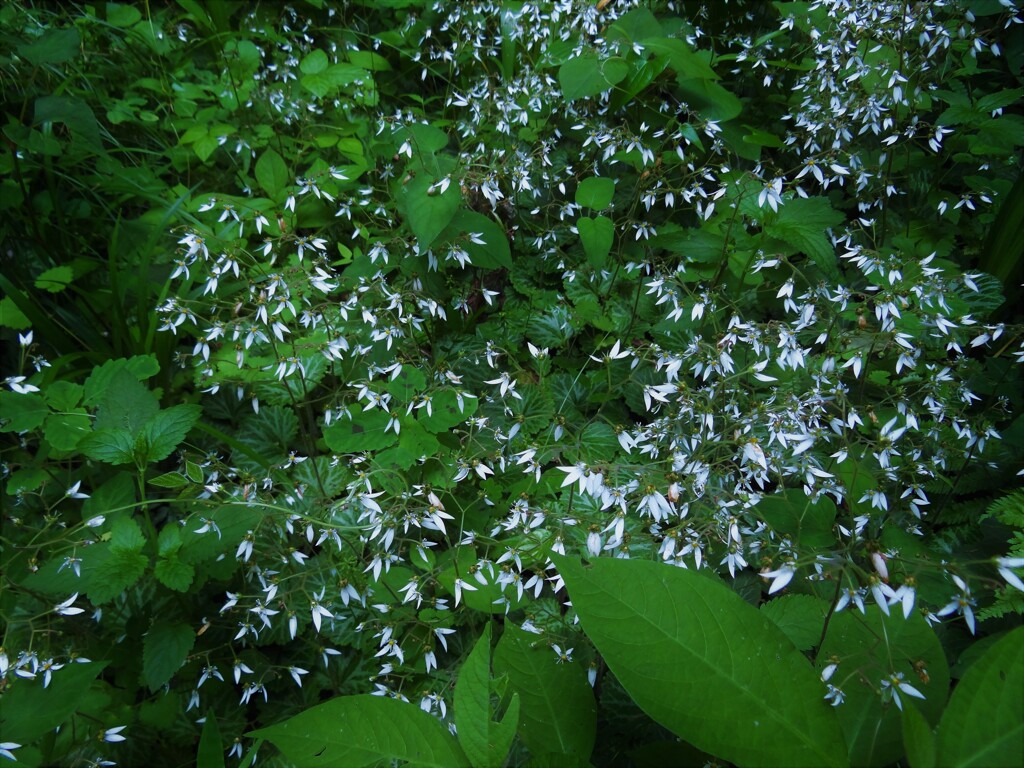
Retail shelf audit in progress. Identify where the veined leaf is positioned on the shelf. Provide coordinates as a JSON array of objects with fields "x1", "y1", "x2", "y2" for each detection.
[
  {"x1": 455, "y1": 624, "x2": 520, "y2": 768},
  {"x1": 250, "y1": 694, "x2": 470, "y2": 767},
  {"x1": 492, "y1": 624, "x2": 596, "y2": 764},
  {"x1": 934, "y1": 626, "x2": 1023, "y2": 767},
  {"x1": 143, "y1": 621, "x2": 196, "y2": 690},
  {"x1": 578, "y1": 215, "x2": 614, "y2": 268},
  {"x1": 554, "y1": 556, "x2": 847, "y2": 768},
  {"x1": 559, "y1": 54, "x2": 629, "y2": 101}
]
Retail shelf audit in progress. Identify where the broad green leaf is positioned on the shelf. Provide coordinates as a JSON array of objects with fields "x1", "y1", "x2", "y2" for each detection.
[
  {"x1": 406, "y1": 123, "x2": 449, "y2": 155},
  {"x1": 0, "y1": 391, "x2": 47, "y2": 432},
  {"x1": 141, "y1": 404, "x2": 202, "y2": 463},
  {"x1": 554, "y1": 556, "x2": 847, "y2": 768},
  {"x1": 675, "y1": 77, "x2": 743, "y2": 121},
  {"x1": 185, "y1": 460, "x2": 204, "y2": 484},
  {"x1": 44, "y1": 380, "x2": 83, "y2": 411},
  {"x1": 106, "y1": 3, "x2": 142, "y2": 27},
  {"x1": 455, "y1": 624, "x2": 520, "y2": 768},
  {"x1": 559, "y1": 54, "x2": 629, "y2": 100},
  {"x1": 766, "y1": 197, "x2": 844, "y2": 276},
  {"x1": 901, "y1": 704, "x2": 936, "y2": 768},
  {"x1": 301, "y1": 63, "x2": 369, "y2": 98},
  {"x1": 935, "y1": 626, "x2": 1023, "y2": 767},
  {"x1": 450, "y1": 210, "x2": 513, "y2": 269},
  {"x1": 299, "y1": 49, "x2": 329, "y2": 75},
  {"x1": 756, "y1": 489, "x2": 836, "y2": 549},
  {"x1": 0, "y1": 295, "x2": 31, "y2": 329},
  {"x1": 86, "y1": 544, "x2": 148, "y2": 603},
  {"x1": 760, "y1": 594, "x2": 829, "y2": 651},
  {"x1": 79, "y1": 427, "x2": 137, "y2": 465},
  {"x1": 576, "y1": 177, "x2": 615, "y2": 210},
  {"x1": 158, "y1": 525, "x2": 183, "y2": 557},
  {"x1": 111, "y1": 516, "x2": 145, "y2": 551},
  {"x1": 34, "y1": 95, "x2": 103, "y2": 149},
  {"x1": 578, "y1": 216, "x2": 614, "y2": 269},
  {"x1": 607, "y1": 7, "x2": 662, "y2": 43},
  {"x1": 492, "y1": 624, "x2": 596, "y2": 764},
  {"x1": 17, "y1": 27, "x2": 80, "y2": 67},
  {"x1": 143, "y1": 621, "x2": 196, "y2": 690},
  {"x1": 641, "y1": 38, "x2": 719, "y2": 80},
  {"x1": 323, "y1": 408, "x2": 399, "y2": 452},
  {"x1": 198, "y1": 715, "x2": 227, "y2": 768},
  {"x1": 255, "y1": 148, "x2": 290, "y2": 198},
  {"x1": 820, "y1": 607, "x2": 949, "y2": 767},
  {"x1": 402, "y1": 174, "x2": 462, "y2": 248},
  {"x1": 378, "y1": 418, "x2": 440, "y2": 470},
  {"x1": 83, "y1": 356, "x2": 159, "y2": 407},
  {"x1": 249, "y1": 694, "x2": 471, "y2": 767},
  {"x1": 386, "y1": 366, "x2": 427, "y2": 402},
  {"x1": 418, "y1": 388, "x2": 478, "y2": 433},
  {"x1": 0, "y1": 661, "x2": 106, "y2": 743},
  {"x1": 34, "y1": 265, "x2": 73, "y2": 293}
]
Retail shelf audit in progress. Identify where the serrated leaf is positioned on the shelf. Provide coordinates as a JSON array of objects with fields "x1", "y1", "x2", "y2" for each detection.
[
  {"x1": 323, "y1": 408, "x2": 399, "y2": 452},
  {"x1": 143, "y1": 622, "x2": 196, "y2": 690},
  {"x1": 88, "y1": 545, "x2": 148, "y2": 603},
  {"x1": 110, "y1": 517, "x2": 145, "y2": 552},
  {"x1": 492, "y1": 624, "x2": 596, "y2": 763},
  {"x1": 934, "y1": 626, "x2": 1022, "y2": 767},
  {"x1": 554, "y1": 556, "x2": 847, "y2": 768},
  {"x1": 141, "y1": 404, "x2": 202, "y2": 463},
  {"x1": 249, "y1": 694, "x2": 471, "y2": 768},
  {"x1": 94, "y1": 369, "x2": 160, "y2": 434},
  {"x1": 255, "y1": 148, "x2": 289, "y2": 198},
  {"x1": 455, "y1": 624, "x2": 519, "y2": 768},
  {"x1": 386, "y1": 367, "x2": 427, "y2": 402},
  {"x1": 79, "y1": 428, "x2": 137, "y2": 465},
  {"x1": 83, "y1": 356, "x2": 159, "y2": 407},
  {"x1": 578, "y1": 215, "x2": 614, "y2": 268},
  {"x1": 576, "y1": 177, "x2": 615, "y2": 210},
  {"x1": 35, "y1": 265, "x2": 73, "y2": 293},
  {"x1": 43, "y1": 409, "x2": 92, "y2": 451}
]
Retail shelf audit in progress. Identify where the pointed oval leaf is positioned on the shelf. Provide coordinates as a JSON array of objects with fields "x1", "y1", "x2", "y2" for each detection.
[
  {"x1": 935, "y1": 626, "x2": 1023, "y2": 767},
  {"x1": 249, "y1": 694, "x2": 470, "y2": 768},
  {"x1": 576, "y1": 177, "x2": 615, "y2": 210},
  {"x1": 577, "y1": 215, "x2": 614, "y2": 269},
  {"x1": 554, "y1": 556, "x2": 847, "y2": 768},
  {"x1": 455, "y1": 624, "x2": 519, "y2": 768}
]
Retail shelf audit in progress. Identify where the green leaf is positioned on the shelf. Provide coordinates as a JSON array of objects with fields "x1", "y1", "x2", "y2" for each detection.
[
  {"x1": 44, "y1": 380, "x2": 83, "y2": 411},
  {"x1": 387, "y1": 367, "x2": 427, "y2": 402},
  {"x1": 402, "y1": 174, "x2": 462, "y2": 248},
  {"x1": 901, "y1": 704, "x2": 936, "y2": 768},
  {"x1": 106, "y1": 3, "x2": 142, "y2": 27},
  {"x1": 576, "y1": 177, "x2": 615, "y2": 210},
  {"x1": 554, "y1": 556, "x2": 847, "y2": 768},
  {"x1": 0, "y1": 296, "x2": 31, "y2": 329},
  {"x1": 17, "y1": 27, "x2": 80, "y2": 67},
  {"x1": 299, "y1": 49, "x2": 329, "y2": 75},
  {"x1": 34, "y1": 95, "x2": 103, "y2": 149},
  {"x1": 198, "y1": 715, "x2": 227, "y2": 768},
  {"x1": 559, "y1": 54, "x2": 629, "y2": 100},
  {"x1": 255, "y1": 148, "x2": 290, "y2": 198},
  {"x1": 935, "y1": 626, "x2": 1023, "y2": 767},
  {"x1": 323, "y1": 408, "x2": 399, "y2": 452},
  {"x1": 143, "y1": 621, "x2": 196, "y2": 690},
  {"x1": 418, "y1": 388, "x2": 478, "y2": 433},
  {"x1": 149, "y1": 472, "x2": 189, "y2": 488},
  {"x1": 83, "y1": 356, "x2": 159, "y2": 407},
  {"x1": 249, "y1": 694, "x2": 471, "y2": 767},
  {"x1": 641, "y1": 37, "x2": 719, "y2": 80},
  {"x1": 0, "y1": 392, "x2": 47, "y2": 432},
  {"x1": 34, "y1": 265, "x2": 73, "y2": 293},
  {"x1": 79, "y1": 427, "x2": 137, "y2": 465},
  {"x1": 451, "y1": 210, "x2": 513, "y2": 269},
  {"x1": 675, "y1": 77, "x2": 743, "y2": 121},
  {"x1": 492, "y1": 624, "x2": 596, "y2": 764},
  {"x1": 87, "y1": 544, "x2": 148, "y2": 603},
  {"x1": 0, "y1": 661, "x2": 106, "y2": 743},
  {"x1": 766, "y1": 197, "x2": 844, "y2": 276},
  {"x1": 756, "y1": 490, "x2": 837, "y2": 549},
  {"x1": 186, "y1": 460, "x2": 204, "y2": 483},
  {"x1": 141, "y1": 404, "x2": 202, "y2": 463},
  {"x1": 111, "y1": 516, "x2": 145, "y2": 551},
  {"x1": 455, "y1": 624, "x2": 520, "y2": 768},
  {"x1": 94, "y1": 369, "x2": 160, "y2": 434},
  {"x1": 578, "y1": 216, "x2": 614, "y2": 272},
  {"x1": 820, "y1": 607, "x2": 949, "y2": 767},
  {"x1": 760, "y1": 594, "x2": 829, "y2": 651},
  {"x1": 301, "y1": 63, "x2": 369, "y2": 98}
]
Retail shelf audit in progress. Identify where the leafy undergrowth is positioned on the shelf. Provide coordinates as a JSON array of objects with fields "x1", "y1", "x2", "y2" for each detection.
[{"x1": 1, "y1": 1, "x2": 1023, "y2": 767}]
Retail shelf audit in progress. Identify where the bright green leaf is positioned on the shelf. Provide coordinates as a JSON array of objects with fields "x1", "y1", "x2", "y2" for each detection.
[
  {"x1": 0, "y1": 661, "x2": 106, "y2": 743},
  {"x1": 559, "y1": 54, "x2": 630, "y2": 100},
  {"x1": 0, "y1": 391, "x2": 47, "y2": 432},
  {"x1": 455, "y1": 624, "x2": 520, "y2": 768},
  {"x1": 418, "y1": 388, "x2": 477, "y2": 433},
  {"x1": 255, "y1": 148, "x2": 290, "y2": 198},
  {"x1": 141, "y1": 404, "x2": 202, "y2": 463},
  {"x1": 901, "y1": 704, "x2": 936, "y2": 768},
  {"x1": 492, "y1": 624, "x2": 596, "y2": 764},
  {"x1": 250, "y1": 694, "x2": 471, "y2": 767},
  {"x1": 554, "y1": 556, "x2": 847, "y2": 768},
  {"x1": 402, "y1": 174, "x2": 462, "y2": 248},
  {"x1": 198, "y1": 715, "x2": 227, "y2": 768},
  {"x1": 34, "y1": 265, "x2": 73, "y2": 293},
  {"x1": 323, "y1": 408, "x2": 399, "y2": 453},
  {"x1": 576, "y1": 177, "x2": 615, "y2": 210}
]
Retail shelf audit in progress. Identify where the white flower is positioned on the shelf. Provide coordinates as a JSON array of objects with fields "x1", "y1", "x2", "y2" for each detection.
[
  {"x1": 0, "y1": 743, "x2": 22, "y2": 761},
  {"x1": 881, "y1": 673, "x2": 925, "y2": 711},
  {"x1": 5, "y1": 376, "x2": 40, "y2": 394},
  {"x1": 996, "y1": 557, "x2": 1024, "y2": 592},
  {"x1": 760, "y1": 563, "x2": 796, "y2": 594},
  {"x1": 101, "y1": 726, "x2": 128, "y2": 743},
  {"x1": 54, "y1": 593, "x2": 86, "y2": 616},
  {"x1": 65, "y1": 481, "x2": 90, "y2": 499}
]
